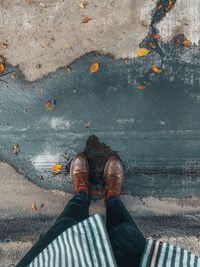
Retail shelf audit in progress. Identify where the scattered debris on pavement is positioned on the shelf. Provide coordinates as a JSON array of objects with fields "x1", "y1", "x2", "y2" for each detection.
[
  {"x1": 85, "y1": 121, "x2": 91, "y2": 128},
  {"x1": 141, "y1": 20, "x2": 148, "y2": 28},
  {"x1": 0, "y1": 42, "x2": 8, "y2": 49},
  {"x1": 11, "y1": 73, "x2": 17, "y2": 80},
  {"x1": 36, "y1": 64, "x2": 41, "y2": 69},
  {"x1": 79, "y1": 1, "x2": 88, "y2": 9},
  {"x1": 45, "y1": 100, "x2": 56, "y2": 111},
  {"x1": 32, "y1": 202, "x2": 38, "y2": 212},
  {"x1": 12, "y1": 144, "x2": 20, "y2": 156},
  {"x1": 82, "y1": 15, "x2": 92, "y2": 23}
]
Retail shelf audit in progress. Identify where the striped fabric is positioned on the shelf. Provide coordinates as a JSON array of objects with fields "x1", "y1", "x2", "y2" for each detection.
[
  {"x1": 140, "y1": 239, "x2": 200, "y2": 267},
  {"x1": 28, "y1": 214, "x2": 117, "y2": 267}
]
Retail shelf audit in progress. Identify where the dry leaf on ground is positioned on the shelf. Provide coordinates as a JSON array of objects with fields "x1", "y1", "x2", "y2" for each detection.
[
  {"x1": 137, "y1": 84, "x2": 145, "y2": 90},
  {"x1": 79, "y1": 1, "x2": 88, "y2": 8},
  {"x1": 45, "y1": 100, "x2": 56, "y2": 110},
  {"x1": 136, "y1": 48, "x2": 150, "y2": 57},
  {"x1": 183, "y1": 39, "x2": 192, "y2": 48},
  {"x1": 32, "y1": 202, "x2": 38, "y2": 212},
  {"x1": 90, "y1": 63, "x2": 99, "y2": 74},
  {"x1": 52, "y1": 164, "x2": 62, "y2": 174},
  {"x1": 0, "y1": 63, "x2": 5, "y2": 74},
  {"x1": 82, "y1": 16, "x2": 91, "y2": 23},
  {"x1": 151, "y1": 66, "x2": 162, "y2": 74}
]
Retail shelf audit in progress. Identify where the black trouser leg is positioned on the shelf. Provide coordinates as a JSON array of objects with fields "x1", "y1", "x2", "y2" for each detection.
[
  {"x1": 17, "y1": 191, "x2": 90, "y2": 267},
  {"x1": 106, "y1": 196, "x2": 146, "y2": 267},
  {"x1": 55, "y1": 191, "x2": 90, "y2": 222}
]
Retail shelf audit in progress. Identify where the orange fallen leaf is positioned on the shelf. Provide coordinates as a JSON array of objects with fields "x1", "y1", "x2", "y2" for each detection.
[
  {"x1": 183, "y1": 39, "x2": 192, "y2": 48},
  {"x1": 82, "y1": 16, "x2": 91, "y2": 23},
  {"x1": 52, "y1": 164, "x2": 62, "y2": 174},
  {"x1": 32, "y1": 202, "x2": 38, "y2": 212},
  {"x1": 136, "y1": 48, "x2": 150, "y2": 57},
  {"x1": 79, "y1": 1, "x2": 88, "y2": 8},
  {"x1": 137, "y1": 84, "x2": 145, "y2": 90},
  {"x1": 90, "y1": 63, "x2": 99, "y2": 74},
  {"x1": 0, "y1": 63, "x2": 5, "y2": 74},
  {"x1": 153, "y1": 32, "x2": 161, "y2": 40},
  {"x1": 45, "y1": 100, "x2": 56, "y2": 111},
  {"x1": 151, "y1": 66, "x2": 162, "y2": 74}
]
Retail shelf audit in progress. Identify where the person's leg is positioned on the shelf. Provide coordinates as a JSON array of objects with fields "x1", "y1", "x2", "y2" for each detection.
[
  {"x1": 55, "y1": 190, "x2": 90, "y2": 223},
  {"x1": 106, "y1": 195, "x2": 140, "y2": 232},
  {"x1": 104, "y1": 156, "x2": 146, "y2": 267},
  {"x1": 17, "y1": 153, "x2": 90, "y2": 267}
]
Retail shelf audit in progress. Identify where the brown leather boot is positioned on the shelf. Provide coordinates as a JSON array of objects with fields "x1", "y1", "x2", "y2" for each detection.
[
  {"x1": 104, "y1": 156, "x2": 124, "y2": 200},
  {"x1": 70, "y1": 153, "x2": 89, "y2": 194}
]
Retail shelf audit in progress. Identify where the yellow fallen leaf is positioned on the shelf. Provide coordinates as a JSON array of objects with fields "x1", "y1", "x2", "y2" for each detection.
[
  {"x1": 90, "y1": 63, "x2": 99, "y2": 74},
  {"x1": 151, "y1": 66, "x2": 162, "y2": 74},
  {"x1": 52, "y1": 164, "x2": 62, "y2": 174},
  {"x1": 32, "y1": 202, "x2": 38, "y2": 212},
  {"x1": 136, "y1": 48, "x2": 150, "y2": 57},
  {"x1": 79, "y1": 1, "x2": 88, "y2": 8},
  {"x1": 0, "y1": 63, "x2": 5, "y2": 74},
  {"x1": 183, "y1": 39, "x2": 192, "y2": 48}
]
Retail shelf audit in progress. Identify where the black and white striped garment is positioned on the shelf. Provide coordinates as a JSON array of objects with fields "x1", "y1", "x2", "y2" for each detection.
[
  {"x1": 140, "y1": 240, "x2": 200, "y2": 267},
  {"x1": 28, "y1": 214, "x2": 117, "y2": 267}
]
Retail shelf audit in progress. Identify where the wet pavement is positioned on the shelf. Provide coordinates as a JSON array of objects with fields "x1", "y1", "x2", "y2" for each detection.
[{"x1": 1, "y1": 45, "x2": 200, "y2": 197}]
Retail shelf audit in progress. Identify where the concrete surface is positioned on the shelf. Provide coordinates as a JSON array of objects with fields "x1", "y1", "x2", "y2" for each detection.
[
  {"x1": 0, "y1": 0, "x2": 199, "y2": 81},
  {"x1": 1, "y1": 162, "x2": 200, "y2": 266},
  {"x1": 0, "y1": 0, "x2": 156, "y2": 81}
]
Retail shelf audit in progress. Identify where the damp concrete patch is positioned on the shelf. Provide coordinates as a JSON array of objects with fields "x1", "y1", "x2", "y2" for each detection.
[{"x1": 0, "y1": 47, "x2": 200, "y2": 197}]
